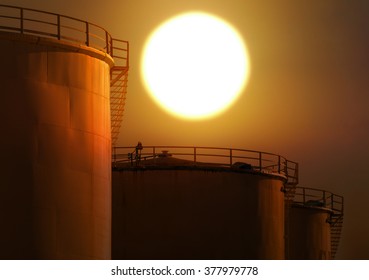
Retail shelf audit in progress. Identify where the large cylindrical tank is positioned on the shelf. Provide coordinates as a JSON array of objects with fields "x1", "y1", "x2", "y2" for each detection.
[
  {"x1": 0, "y1": 31, "x2": 112, "y2": 259},
  {"x1": 285, "y1": 187, "x2": 344, "y2": 260},
  {"x1": 112, "y1": 152, "x2": 288, "y2": 260},
  {"x1": 287, "y1": 205, "x2": 332, "y2": 259}
]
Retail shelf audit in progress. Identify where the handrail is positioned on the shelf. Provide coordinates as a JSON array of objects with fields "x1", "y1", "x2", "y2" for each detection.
[
  {"x1": 0, "y1": 4, "x2": 128, "y2": 68},
  {"x1": 112, "y1": 145, "x2": 299, "y2": 185},
  {"x1": 292, "y1": 186, "x2": 344, "y2": 214}
]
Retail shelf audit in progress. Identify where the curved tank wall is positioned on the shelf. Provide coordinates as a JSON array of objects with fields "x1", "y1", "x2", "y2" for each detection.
[
  {"x1": 112, "y1": 168, "x2": 286, "y2": 259},
  {"x1": 287, "y1": 205, "x2": 332, "y2": 259},
  {"x1": 0, "y1": 32, "x2": 112, "y2": 259}
]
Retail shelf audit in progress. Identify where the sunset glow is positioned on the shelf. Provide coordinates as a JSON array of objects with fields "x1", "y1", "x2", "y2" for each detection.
[{"x1": 141, "y1": 12, "x2": 250, "y2": 120}]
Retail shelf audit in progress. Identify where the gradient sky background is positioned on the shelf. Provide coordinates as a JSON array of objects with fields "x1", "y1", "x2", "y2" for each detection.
[{"x1": 8, "y1": 0, "x2": 369, "y2": 259}]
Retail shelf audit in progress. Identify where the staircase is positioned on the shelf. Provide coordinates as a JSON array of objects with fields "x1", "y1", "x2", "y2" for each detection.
[
  {"x1": 284, "y1": 182, "x2": 297, "y2": 201},
  {"x1": 110, "y1": 39, "x2": 129, "y2": 146},
  {"x1": 283, "y1": 160, "x2": 299, "y2": 201},
  {"x1": 327, "y1": 193, "x2": 344, "y2": 259},
  {"x1": 329, "y1": 213, "x2": 344, "y2": 259}
]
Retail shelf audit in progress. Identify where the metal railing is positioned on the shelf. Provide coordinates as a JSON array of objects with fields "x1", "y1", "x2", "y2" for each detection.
[
  {"x1": 292, "y1": 186, "x2": 344, "y2": 213},
  {"x1": 113, "y1": 145, "x2": 299, "y2": 185},
  {"x1": 0, "y1": 4, "x2": 128, "y2": 68}
]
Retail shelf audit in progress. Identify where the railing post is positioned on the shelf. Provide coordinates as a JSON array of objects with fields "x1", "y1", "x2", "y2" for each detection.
[
  {"x1": 278, "y1": 155, "x2": 281, "y2": 173},
  {"x1": 331, "y1": 194, "x2": 334, "y2": 211},
  {"x1": 194, "y1": 147, "x2": 196, "y2": 164},
  {"x1": 57, "y1": 15, "x2": 61, "y2": 40},
  {"x1": 126, "y1": 41, "x2": 129, "y2": 67},
  {"x1": 296, "y1": 163, "x2": 299, "y2": 185},
  {"x1": 230, "y1": 149, "x2": 233, "y2": 166},
  {"x1": 303, "y1": 188, "x2": 306, "y2": 204},
  {"x1": 20, "y1": 8, "x2": 24, "y2": 34},
  {"x1": 85, "y1": 21, "x2": 89, "y2": 46},
  {"x1": 105, "y1": 31, "x2": 109, "y2": 52},
  {"x1": 110, "y1": 37, "x2": 113, "y2": 56},
  {"x1": 284, "y1": 160, "x2": 288, "y2": 178},
  {"x1": 259, "y1": 152, "x2": 262, "y2": 171}
]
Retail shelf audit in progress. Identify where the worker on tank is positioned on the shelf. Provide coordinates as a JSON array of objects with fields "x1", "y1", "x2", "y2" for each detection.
[{"x1": 134, "y1": 142, "x2": 143, "y2": 165}]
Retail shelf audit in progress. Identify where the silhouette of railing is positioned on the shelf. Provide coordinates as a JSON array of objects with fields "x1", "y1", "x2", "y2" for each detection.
[
  {"x1": 0, "y1": 4, "x2": 115, "y2": 55},
  {"x1": 292, "y1": 187, "x2": 343, "y2": 213},
  {"x1": 0, "y1": 4, "x2": 129, "y2": 145},
  {"x1": 292, "y1": 186, "x2": 344, "y2": 259},
  {"x1": 113, "y1": 145, "x2": 299, "y2": 185}
]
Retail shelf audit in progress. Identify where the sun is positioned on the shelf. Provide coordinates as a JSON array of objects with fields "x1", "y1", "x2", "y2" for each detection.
[{"x1": 141, "y1": 11, "x2": 250, "y2": 120}]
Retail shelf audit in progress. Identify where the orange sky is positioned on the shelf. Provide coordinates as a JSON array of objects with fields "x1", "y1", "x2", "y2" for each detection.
[{"x1": 9, "y1": 0, "x2": 369, "y2": 259}]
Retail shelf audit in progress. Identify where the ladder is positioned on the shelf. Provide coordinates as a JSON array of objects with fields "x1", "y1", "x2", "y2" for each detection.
[
  {"x1": 110, "y1": 39, "x2": 129, "y2": 146},
  {"x1": 284, "y1": 182, "x2": 297, "y2": 201},
  {"x1": 283, "y1": 160, "x2": 299, "y2": 201},
  {"x1": 329, "y1": 213, "x2": 344, "y2": 259}
]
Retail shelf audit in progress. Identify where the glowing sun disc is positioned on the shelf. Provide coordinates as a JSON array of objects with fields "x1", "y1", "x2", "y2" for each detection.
[{"x1": 141, "y1": 12, "x2": 250, "y2": 120}]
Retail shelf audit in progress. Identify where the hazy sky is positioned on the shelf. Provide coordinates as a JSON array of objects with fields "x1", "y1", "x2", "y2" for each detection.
[{"x1": 7, "y1": 0, "x2": 369, "y2": 259}]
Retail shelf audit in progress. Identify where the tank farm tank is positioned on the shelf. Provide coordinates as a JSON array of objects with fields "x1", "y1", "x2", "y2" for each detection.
[
  {"x1": 111, "y1": 146, "x2": 299, "y2": 259},
  {"x1": 286, "y1": 187, "x2": 344, "y2": 259},
  {"x1": 0, "y1": 4, "x2": 129, "y2": 259}
]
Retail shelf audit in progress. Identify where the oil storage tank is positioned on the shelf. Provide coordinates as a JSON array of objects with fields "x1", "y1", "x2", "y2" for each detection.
[
  {"x1": 0, "y1": 5, "x2": 128, "y2": 259},
  {"x1": 286, "y1": 187, "x2": 344, "y2": 259},
  {"x1": 112, "y1": 145, "x2": 299, "y2": 259}
]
